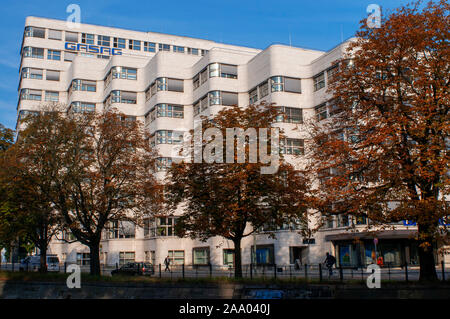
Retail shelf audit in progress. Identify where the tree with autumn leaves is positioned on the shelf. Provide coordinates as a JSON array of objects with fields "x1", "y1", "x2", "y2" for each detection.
[
  {"x1": 0, "y1": 106, "x2": 162, "y2": 275},
  {"x1": 166, "y1": 103, "x2": 311, "y2": 278},
  {"x1": 307, "y1": 0, "x2": 449, "y2": 281}
]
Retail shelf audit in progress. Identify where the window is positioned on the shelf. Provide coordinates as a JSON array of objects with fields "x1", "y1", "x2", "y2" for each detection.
[
  {"x1": 173, "y1": 45, "x2": 185, "y2": 53},
  {"x1": 23, "y1": 47, "x2": 44, "y2": 59},
  {"x1": 156, "y1": 157, "x2": 172, "y2": 171},
  {"x1": 223, "y1": 249, "x2": 234, "y2": 266},
  {"x1": 64, "y1": 51, "x2": 77, "y2": 62},
  {"x1": 258, "y1": 81, "x2": 269, "y2": 98},
  {"x1": 81, "y1": 33, "x2": 94, "y2": 44},
  {"x1": 313, "y1": 72, "x2": 325, "y2": 91},
  {"x1": 48, "y1": 29, "x2": 62, "y2": 40},
  {"x1": 315, "y1": 103, "x2": 328, "y2": 121},
  {"x1": 119, "y1": 252, "x2": 135, "y2": 266},
  {"x1": 108, "y1": 221, "x2": 136, "y2": 239},
  {"x1": 111, "y1": 90, "x2": 137, "y2": 104},
  {"x1": 168, "y1": 250, "x2": 184, "y2": 265},
  {"x1": 207, "y1": 63, "x2": 238, "y2": 79},
  {"x1": 113, "y1": 37, "x2": 126, "y2": 48},
  {"x1": 281, "y1": 138, "x2": 304, "y2": 155},
  {"x1": 193, "y1": 247, "x2": 210, "y2": 265},
  {"x1": 276, "y1": 107, "x2": 302, "y2": 124},
  {"x1": 156, "y1": 77, "x2": 167, "y2": 91},
  {"x1": 159, "y1": 43, "x2": 170, "y2": 51},
  {"x1": 20, "y1": 89, "x2": 41, "y2": 101},
  {"x1": 46, "y1": 70, "x2": 60, "y2": 81},
  {"x1": 251, "y1": 244, "x2": 274, "y2": 265},
  {"x1": 209, "y1": 63, "x2": 220, "y2": 78},
  {"x1": 21, "y1": 68, "x2": 43, "y2": 80},
  {"x1": 128, "y1": 39, "x2": 141, "y2": 50},
  {"x1": 194, "y1": 102, "x2": 200, "y2": 116},
  {"x1": 193, "y1": 74, "x2": 200, "y2": 90},
  {"x1": 47, "y1": 49, "x2": 61, "y2": 61},
  {"x1": 24, "y1": 26, "x2": 45, "y2": 38},
  {"x1": 187, "y1": 48, "x2": 199, "y2": 55},
  {"x1": 76, "y1": 253, "x2": 90, "y2": 266},
  {"x1": 72, "y1": 79, "x2": 96, "y2": 92},
  {"x1": 111, "y1": 67, "x2": 137, "y2": 80},
  {"x1": 144, "y1": 217, "x2": 178, "y2": 237},
  {"x1": 168, "y1": 79, "x2": 184, "y2": 92},
  {"x1": 144, "y1": 42, "x2": 156, "y2": 52},
  {"x1": 271, "y1": 76, "x2": 284, "y2": 92},
  {"x1": 284, "y1": 77, "x2": 301, "y2": 93},
  {"x1": 45, "y1": 91, "x2": 59, "y2": 102},
  {"x1": 222, "y1": 92, "x2": 238, "y2": 106},
  {"x1": 249, "y1": 88, "x2": 258, "y2": 104},
  {"x1": 97, "y1": 35, "x2": 110, "y2": 46},
  {"x1": 18, "y1": 110, "x2": 39, "y2": 122},
  {"x1": 327, "y1": 64, "x2": 339, "y2": 83},
  {"x1": 65, "y1": 31, "x2": 78, "y2": 42},
  {"x1": 70, "y1": 102, "x2": 95, "y2": 113},
  {"x1": 200, "y1": 68, "x2": 208, "y2": 84},
  {"x1": 201, "y1": 49, "x2": 209, "y2": 56},
  {"x1": 209, "y1": 91, "x2": 220, "y2": 105}
]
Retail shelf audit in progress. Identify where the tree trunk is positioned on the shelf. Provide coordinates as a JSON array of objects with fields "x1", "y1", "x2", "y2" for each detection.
[
  {"x1": 89, "y1": 241, "x2": 101, "y2": 276},
  {"x1": 417, "y1": 223, "x2": 438, "y2": 282},
  {"x1": 233, "y1": 238, "x2": 243, "y2": 278},
  {"x1": 38, "y1": 241, "x2": 48, "y2": 273}
]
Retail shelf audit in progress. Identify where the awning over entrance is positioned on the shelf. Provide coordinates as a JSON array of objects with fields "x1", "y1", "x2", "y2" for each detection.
[{"x1": 325, "y1": 230, "x2": 417, "y2": 242}]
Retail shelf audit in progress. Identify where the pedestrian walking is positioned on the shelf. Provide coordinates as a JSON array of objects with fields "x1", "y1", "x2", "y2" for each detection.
[
  {"x1": 164, "y1": 255, "x2": 171, "y2": 272},
  {"x1": 324, "y1": 252, "x2": 336, "y2": 277}
]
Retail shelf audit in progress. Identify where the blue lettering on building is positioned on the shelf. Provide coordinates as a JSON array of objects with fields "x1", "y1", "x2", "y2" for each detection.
[{"x1": 65, "y1": 42, "x2": 122, "y2": 56}]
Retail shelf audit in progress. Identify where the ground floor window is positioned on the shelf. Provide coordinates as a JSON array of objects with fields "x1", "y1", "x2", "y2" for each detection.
[
  {"x1": 251, "y1": 244, "x2": 275, "y2": 265},
  {"x1": 168, "y1": 250, "x2": 184, "y2": 265},
  {"x1": 334, "y1": 239, "x2": 424, "y2": 268},
  {"x1": 76, "y1": 253, "x2": 90, "y2": 266},
  {"x1": 119, "y1": 251, "x2": 135, "y2": 266},
  {"x1": 223, "y1": 249, "x2": 235, "y2": 267},
  {"x1": 145, "y1": 250, "x2": 156, "y2": 265},
  {"x1": 193, "y1": 247, "x2": 210, "y2": 265}
]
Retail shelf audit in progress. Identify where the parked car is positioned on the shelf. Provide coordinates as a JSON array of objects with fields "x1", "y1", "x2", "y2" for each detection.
[
  {"x1": 19, "y1": 255, "x2": 60, "y2": 272},
  {"x1": 111, "y1": 262, "x2": 154, "y2": 276}
]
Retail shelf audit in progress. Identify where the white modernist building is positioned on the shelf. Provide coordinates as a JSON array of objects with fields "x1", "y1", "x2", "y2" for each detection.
[{"x1": 16, "y1": 17, "x2": 449, "y2": 269}]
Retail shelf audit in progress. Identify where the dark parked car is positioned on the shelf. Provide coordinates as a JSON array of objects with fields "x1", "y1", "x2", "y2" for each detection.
[{"x1": 111, "y1": 262, "x2": 154, "y2": 276}]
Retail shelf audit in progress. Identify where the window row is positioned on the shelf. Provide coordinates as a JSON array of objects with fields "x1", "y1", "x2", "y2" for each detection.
[
  {"x1": 314, "y1": 100, "x2": 341, "y2": 121},
  {"x1": 20, "y1": 89, "x2": 59, "y2": 102},
  {"x1": 143, "y1": 217, "x2": 178, "y2": 237},
  {"x1": 313, "y1": 63, "x2": 342, "y2": 92},
  {"x1": 149, "y1": 130, "x2": 184, "y2": 146},
  {"x1": 275, "y1": 106, "x2": 303, "y2": 124},
  {"x1": 193, "y1": 91, "x2": 238, "y2": 115},
  {"x1": 23, "y1": 46, "x2": 109, "y2": 61},
  {"x1": 104, "y1": 66, "x2": 137, "y2": 87},
  {"x1": 24, "y1": 27, "x2": 209, "y2": 56},
  {"x1": 193, "y1": 63, "x2": 238, "y2": 90},
  {"x1": 145, "y1": 78, "x2": 184, "y2": 100},
  {"x1": 145, "y1": 104, "x2": 184, "y2": 123},
  {"x1": 105, "y1": 90, "x2": 137, "y2": 106},
  {"x1": 21, "y1": 68, "x2": 60, "y2": 81},
  {"x1": 249, "y1": 76, "x2": 302, "y2": 104},
  {"x1": 69, "y1": 102, "x2": 96, "y2": 113}
]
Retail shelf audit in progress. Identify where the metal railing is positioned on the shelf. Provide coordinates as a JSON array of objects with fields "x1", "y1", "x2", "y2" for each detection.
[{"x1": 0, "y1": 261, "x2": 448, "y2": 282}]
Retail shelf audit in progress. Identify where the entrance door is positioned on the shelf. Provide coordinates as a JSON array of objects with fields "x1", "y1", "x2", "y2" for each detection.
[{"x1": 290, "y1": 247, "x2": 303, "y2": 265}]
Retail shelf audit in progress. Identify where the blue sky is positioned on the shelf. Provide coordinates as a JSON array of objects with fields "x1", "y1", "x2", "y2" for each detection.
[{"x1": 0, "y1": 0, "x2": 415, "y2": 129}]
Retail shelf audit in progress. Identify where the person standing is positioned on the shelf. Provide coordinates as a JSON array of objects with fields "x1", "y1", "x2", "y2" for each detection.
[{"x1": 324, "y1": 252, "x2": 336, "y2": 277}]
